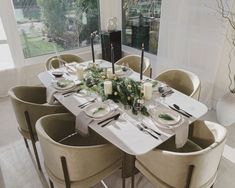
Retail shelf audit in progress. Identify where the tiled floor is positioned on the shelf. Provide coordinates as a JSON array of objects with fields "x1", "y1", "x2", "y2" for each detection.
[{"x1": 0, "y1": 97, "x2": 235, "y2": 188}]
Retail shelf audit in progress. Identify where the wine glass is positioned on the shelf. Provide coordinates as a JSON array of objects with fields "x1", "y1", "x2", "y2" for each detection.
[{"x1": 134, "y1": 99, "x2": 144, "y2": 122}]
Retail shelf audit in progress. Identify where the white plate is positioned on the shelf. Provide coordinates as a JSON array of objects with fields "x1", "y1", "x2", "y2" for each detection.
[
  {"x1": 153, "y1": 108, "x2": 181, "y2": 128},
  {"x1": 85, "y1": 102, "x2": 111, "y2": 118},
  {"x1": 115, "y1": 66, "x2": 132, "y2": 76},
  {"x1": 53, "y1": 79, "x2": 75, "y2": 90}
]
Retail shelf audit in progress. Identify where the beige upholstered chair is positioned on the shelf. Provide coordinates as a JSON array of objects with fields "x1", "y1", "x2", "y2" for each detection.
[
  {"x1": 9, "y1": 86, "x2": 67, "y2": 171},
  {"x1": 155, "y1": 69, "x2": 201, "y2": 100},
  {"x1": 115, "y1": 55, "x2": 151, "y2": 77},
  {"x1": 133, "y1": 120, "x2": 227, "y2": 188},
  {"x1": 45, "y1": 54, "x2": 84, "y2": 70},
  {"x1": 36, "y1": 113, "x2": 123, "y2": 188}
]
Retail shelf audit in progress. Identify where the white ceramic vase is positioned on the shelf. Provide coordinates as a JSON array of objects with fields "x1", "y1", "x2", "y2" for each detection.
[{"x1": 216, "y1": 92, "x2": 235, "y2": 126}]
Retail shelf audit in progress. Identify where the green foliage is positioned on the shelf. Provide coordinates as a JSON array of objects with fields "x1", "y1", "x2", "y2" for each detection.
[
  {"x1": 158, "y1": 114, "x2": 174, "y2": 121},
  {"x1": 37, "y1": 0, "x2": 99, "y2": 47}
]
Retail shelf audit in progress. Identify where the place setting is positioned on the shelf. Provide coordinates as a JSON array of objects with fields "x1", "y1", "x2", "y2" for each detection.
[{"x1": 75, "y1": 99, "x2": 121, "y2": 135}]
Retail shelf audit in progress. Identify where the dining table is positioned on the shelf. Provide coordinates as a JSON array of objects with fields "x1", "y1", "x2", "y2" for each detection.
[{"x1": 38, "y1": 59, "x2": 208, "y2": 187}]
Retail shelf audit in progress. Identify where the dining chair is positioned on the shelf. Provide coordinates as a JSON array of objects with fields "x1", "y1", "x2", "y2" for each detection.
[
  {"x1": 115, "y1": 55, "x2": 151, "y2": 77},
  {"x1": 132, "y1": 120, "x2": 227, "y2": 188},
  {"x1": 9, "y1": 86, "x2": 67, "y2": 171},
  {"x1": 45, "y1": 54, "x2": 84, "y2": 70},
  {"x1": 36, "y1": 113, "x2": 123, "y2": 188},
  {"x1": 155, "y1": 69, "x2": 201, "y2": 100}
]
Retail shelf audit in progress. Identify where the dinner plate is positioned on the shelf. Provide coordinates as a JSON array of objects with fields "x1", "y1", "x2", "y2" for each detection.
[
  {"x1": 152, "y1": 108, "x2": 181, "y2": 129},
  {"x1": 115, "y1": 66, "x2": 132, "y2": 76},
  {"x1": 53, "y1": 79, "x2": 75, "y2": 90},
  {"x1": 85, "y1": 102, "x2": 111, "y2": 118}
]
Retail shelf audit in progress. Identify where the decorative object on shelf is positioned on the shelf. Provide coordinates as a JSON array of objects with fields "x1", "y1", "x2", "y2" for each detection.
[
  {"x1": 90, "y1": 31, "x2": 97, "y2": 63},
  {"x1": 140, "y1": 43, "x2": 144, "y2": 80},
  {"x1": 101, "y1": 30, "x2": 122, "y2": 62},
  {"x1": 83, "y1": 66, "x2": 149, "y2": 116},
  {"x1": 107, "y1": 17, "x2": 118, "y2": 31},
  {"x1": 216, "y1": 0, "x2": 235, "y2": 126}
]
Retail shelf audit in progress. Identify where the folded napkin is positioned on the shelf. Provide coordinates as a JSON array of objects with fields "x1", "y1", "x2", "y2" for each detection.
[
  {"x1": 76, "y1": 111, "x2": 93, "y2": 136},
  {"x1": 174, "y1": 118, "x2": 189, "y2": 148},
  {"x1": 46, "y1": 86, "x2": 58, "y2": 104}
]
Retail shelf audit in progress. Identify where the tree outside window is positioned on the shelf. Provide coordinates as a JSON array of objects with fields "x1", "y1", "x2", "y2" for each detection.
[{"x1": 12, "y1": 0, "x2": 100, "y2": 58}]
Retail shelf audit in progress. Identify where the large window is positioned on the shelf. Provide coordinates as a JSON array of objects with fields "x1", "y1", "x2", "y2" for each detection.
[
  {"x1": 12, "y1": 0, "x2": 100, "y2": 58},
  {"x1": 0, "y1": 17, "x2": 14, "y2": 69},
  {"x1": 122, "y1": 0, "x2": 162, "y2": 54}
]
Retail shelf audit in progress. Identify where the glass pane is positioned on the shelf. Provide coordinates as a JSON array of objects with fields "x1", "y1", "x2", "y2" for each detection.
[
  {"x1": 122, "y1": 0, "x2": 162, "y2": 55},
  {"x1": 0, "y1": 18, "x2": 7, "y2": 41},
  {"x1": 0, "y1": 44, "x2": 14, "y2": 69},
  {"x1": 12, "y1": 0, "x2": 100, "y2": 58}
]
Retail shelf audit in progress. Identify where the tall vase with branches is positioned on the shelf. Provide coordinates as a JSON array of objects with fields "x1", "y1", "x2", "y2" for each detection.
[
  {"x1": 216, "y1": 0, "x2": 235, "y2": 126},
  {"x1": 217, "y1": 0, "x2": 235, "y2": 93}
]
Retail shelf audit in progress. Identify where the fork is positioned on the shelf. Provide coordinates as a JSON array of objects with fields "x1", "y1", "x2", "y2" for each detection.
[
  {"x1": 140, "y1": 122, "x2": 161, "y2": 136},
  {"x1": 136, "y1": 124, "x2": 159, "y2": 140},
  {"x1": 78, "y1": 98, "x2": 96, "y2": 108}
]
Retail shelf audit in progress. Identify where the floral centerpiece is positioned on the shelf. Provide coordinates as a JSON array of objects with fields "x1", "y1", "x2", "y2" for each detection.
[{"x1": 81, "y1": 65, "x2": 149, "y2": 116}]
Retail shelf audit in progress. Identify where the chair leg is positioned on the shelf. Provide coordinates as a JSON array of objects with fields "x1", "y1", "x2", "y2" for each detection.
[
  {"x1": 121, "y1": 153, "x2": 126, "y2": 188},
  {"x1": 23, "y1": 137, "x2": 29, "y2": 149},
  {"x1": 150, "y1": 67, "x2": 152, "y2": 78},
  {"x1": 131, "y1": 157, "x2": 135, "y2": 188},
  {"x1": 24, "y1": 111, "x2": 42, "y2": 171},
  {"x1": 31, "y1": 140, "x2": 42, "y2": 171},
  {"x1": 49, "y1": 178, "x2": 54, "y2": 188},
  {"x1": 61, "y1": 156, "x2": 71, "y2": 188}
]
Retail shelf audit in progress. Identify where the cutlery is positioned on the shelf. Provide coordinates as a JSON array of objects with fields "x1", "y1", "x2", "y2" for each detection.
[
  {"x1": 168, "y1": 105, "x2": 190, "y2": 118},
  {"x1": 137, "y1": 124, "x2": 158, "y2": 139},
  {"x1": 62, "y1": 89, "x2": 82, "y2": 97},
  {"x1": 101, "y1": 113, "x2": 121, "y2": 127},
  {"x1": 173, "y1": 104, "x2": 192, "y2": 117},
  {"x1": 78, "y1": 98, "x2": 96, "y2": 108},
  {"x1": 161, "y1": 90, "x2": 174, "y2": 97},
  {"x1": 98, "y1": 113, "x2": 121, "y2": 125},
  {"x1": 140, "y1": 122, "x2": 161, "y2": 136}
]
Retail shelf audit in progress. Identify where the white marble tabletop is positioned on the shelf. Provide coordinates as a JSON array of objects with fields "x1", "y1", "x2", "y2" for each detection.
[{"x1": 38, "y1": 60, "x2": 208, "y2": 155}]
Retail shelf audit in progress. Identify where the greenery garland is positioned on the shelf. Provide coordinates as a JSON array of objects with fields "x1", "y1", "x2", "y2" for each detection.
[{"x1": 82, "y1": 65, "x2": 149, "y2": 116}]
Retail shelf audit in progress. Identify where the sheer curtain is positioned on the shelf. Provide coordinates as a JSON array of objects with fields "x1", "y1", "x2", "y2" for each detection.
[
  {"x1": 0, "y1": 0, "x2": 26, "y2": 97},
  {"x1": 155, "y1": 0, "x2": 229, "y2": 107}
]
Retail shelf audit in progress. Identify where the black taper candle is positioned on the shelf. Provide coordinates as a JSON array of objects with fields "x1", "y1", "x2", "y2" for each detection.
[
  {"x1": 140, "y1": 43, "x2": 144, "y2": 80},
  {"x1": 91, "y1": 32, "x2": 95, "y2": 63},
  {"x1": 111, "y1": 44, "x2": 115, "y2": 74}
]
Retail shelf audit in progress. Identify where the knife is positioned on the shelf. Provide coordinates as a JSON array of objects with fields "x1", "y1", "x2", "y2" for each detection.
[
  {"x1": 168, "y1": 105, "x2": 191, "y2": 118},
  {"x1": 101, "y1": 113, "x2": 121, "y2": 127},
  {"x1": 98, "y1": 113, "x2": 121, "y2": 125}
]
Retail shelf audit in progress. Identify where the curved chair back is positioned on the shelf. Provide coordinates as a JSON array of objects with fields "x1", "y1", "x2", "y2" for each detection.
[
  {"x1": 9, "y1": 86, "x2": 66, "y2": 139},
  {"x1": 115, "y1": 55, "x2": 151, "y2": 77},
  {"x1": 136, "y1": 120, "x2": 226, "y2": 188},
  {"x1": 36, "y1": 113, "x2": 122, "y2": 187},
  {"x1": 45, "y1": 54, "x2": 84, "y2": 70},
  {"x1": 155, "y1": 69, "x2": 201, "y2": 100}
]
